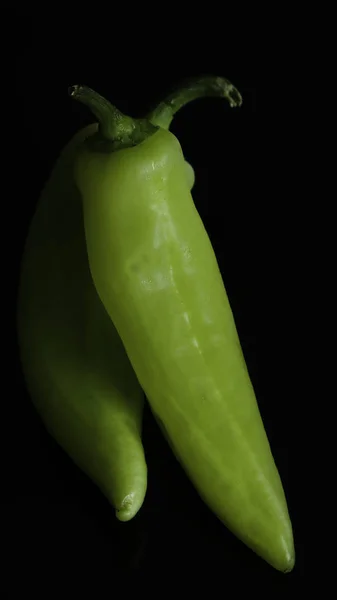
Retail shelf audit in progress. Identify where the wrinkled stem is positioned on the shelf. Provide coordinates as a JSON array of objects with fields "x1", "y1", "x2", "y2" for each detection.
[
  {"x1": 69, "y1": 85, "x2": 157, "y2": 149},
  {"x1": 147, "y1": 75, "x2": 243, "y2": 129}
]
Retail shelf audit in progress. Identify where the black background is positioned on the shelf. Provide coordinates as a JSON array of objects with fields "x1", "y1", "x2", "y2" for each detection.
[{"x1": 7, "y1": 9, "x2": 304, "y2": 595}]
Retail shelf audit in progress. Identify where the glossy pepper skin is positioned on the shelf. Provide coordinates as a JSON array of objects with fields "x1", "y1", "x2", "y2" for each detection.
[{"x1": 71, "y1": 78, "x2": 295, "y2": 571}]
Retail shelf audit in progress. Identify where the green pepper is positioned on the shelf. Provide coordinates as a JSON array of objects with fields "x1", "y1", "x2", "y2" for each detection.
[
  {"x1": 17, "y1": 111, "x2": 195, "y2": 521},
  {"x1": 17, "y1": 124, "x2": 148, "y2": 521},
  {"x1": 71, "y1": 77, "x2": 295, "y2": 572}
]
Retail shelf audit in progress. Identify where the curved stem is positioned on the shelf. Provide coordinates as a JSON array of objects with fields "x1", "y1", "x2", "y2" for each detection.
[
  {"x1": 147, "y1": 75, "x2": 243, "y2": 129},
  {"x1": 69, "y1": 85, "x2": 134, "y2": 141},
  {"x1": 69, "y1": 85, "x2": 157, "y2": 149}
]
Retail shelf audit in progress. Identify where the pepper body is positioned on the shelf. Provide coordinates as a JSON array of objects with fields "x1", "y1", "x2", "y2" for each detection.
[
  {"x1": 75, "y1": 128, "x2": 295, "y2": 570},
  {"x1": 17, "y1": 124, "x2": 147, "y2": 521}
]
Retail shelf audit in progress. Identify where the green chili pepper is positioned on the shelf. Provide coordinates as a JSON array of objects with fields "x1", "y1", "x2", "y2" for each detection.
[
  {"x1": 17, "y1": 124, "x2": 148, "y2": 521},
  {"x1": 70, "y1": 77, "x2": 295, "y2": 572},
  {"x1": 17, "y1": 110, "x2": 195, "y2": 521}
]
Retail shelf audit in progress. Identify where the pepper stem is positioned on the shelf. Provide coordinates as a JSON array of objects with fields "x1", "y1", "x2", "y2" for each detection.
[
  {"x1": 69, "y1": 85, "x2": 158, "y2": 149},
  {"x1": 147, "y1": 76, "x2": 243, "y2": 129}
]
